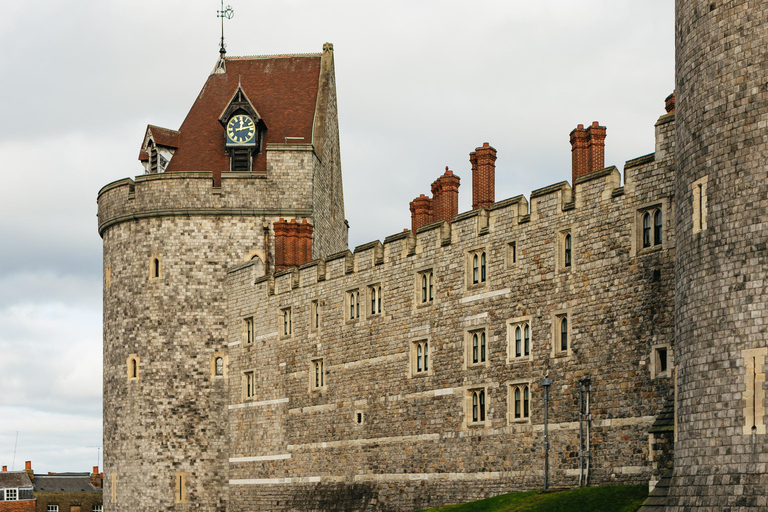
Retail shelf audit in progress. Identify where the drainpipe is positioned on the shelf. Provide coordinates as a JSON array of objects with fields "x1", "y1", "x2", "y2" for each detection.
[
  {"x1": 579, "y1": 381, "x2": 584, "y2": 487},
  {"x1": 585, "y1": 378, "x2": 592, "y2": 486}
]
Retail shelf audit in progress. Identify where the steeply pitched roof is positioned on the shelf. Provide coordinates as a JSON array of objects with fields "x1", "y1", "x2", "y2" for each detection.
[
  {"x1": 33, "y1": 474, "x2": 102, "y2": 494},
  {"x1": 0, "y1": 471, "x2": 33, "y2": 488},
  {"x1": 159, "y1": 52, "x2": 323, "y2": 175}
]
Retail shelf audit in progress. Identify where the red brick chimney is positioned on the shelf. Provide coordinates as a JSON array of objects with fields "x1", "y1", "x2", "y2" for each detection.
[
  {"x1": 2, "y1": 465, "x2": 6, "y2": 472},
  {"x1": 470, "y1": 143, "x2": 496, "y2": 210},
  {"x1": 24, "y1": 461, "x2": 33, "y2": 482},
  {"x1": 91, "y1": 466, "x2": 103, "y2": 488},
  {"x1": 274, "y1": 218, "x2": 314, "y2": 271},
  {"x1": 409, "y1": 194, "x2": 432, "y2": 232},
  {"x1": 571, "y1": 122, "x2": 606, "y2": 184},
  {"x1": 665, "y1": 91, "x2": 675, "y2": 113},
  {"x1": 431, "y1": 167, "x2": 461, "y2": 224}
]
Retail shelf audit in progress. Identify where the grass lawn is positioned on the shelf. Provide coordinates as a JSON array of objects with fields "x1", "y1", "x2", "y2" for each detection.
[{"x1": 417, "y1": 485, "x2": 648, "y2": 512}]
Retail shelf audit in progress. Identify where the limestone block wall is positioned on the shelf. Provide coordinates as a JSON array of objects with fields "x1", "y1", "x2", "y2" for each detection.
[
  {"x1": 226, "y1": 123, "x2": 677, "y2": 511},
  {"x1": 669, "y1": 0, "x2": 768, "y2": 509}
]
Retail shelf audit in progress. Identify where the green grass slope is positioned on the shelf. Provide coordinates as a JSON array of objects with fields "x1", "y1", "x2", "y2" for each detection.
[{"x1": 417, "y1": 485, "x2": 648, "y2": 512}]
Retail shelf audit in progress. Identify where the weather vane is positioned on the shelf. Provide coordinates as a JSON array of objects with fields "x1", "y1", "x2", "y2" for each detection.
[{"x1": 217, "y1": 0, "x2": 234, "y2": 55}]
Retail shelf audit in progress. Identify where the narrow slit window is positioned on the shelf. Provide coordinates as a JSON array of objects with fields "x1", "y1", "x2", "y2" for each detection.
[
  {"x1": 472, "y1": 333, "x2": 479, "y2": 363},
  {"x1": 643, "y1": 212, "x2": 651, "y2": 248},
  {"x1": 560, "y1": 317, "x2": 568, "y2": 352},
  {"x1": 215, "y1": 357, "x2": 224, "y2": 376},
  {"x1": 479, "y1": 390, "x2": 486, "y2": 421},
  {"x1": 654, "y1": 209, "x2": 663, "y2": 245},
  {"x1": 515, "y1": 326, "x2": 522, "y2": 358},
  {"x1": 480, "y1": 252, "x2": 486, "y2": 282},
  {"x1": 514, "y1": 387, "x2": 521, "y2": 418},
  {"x1": 564, "y1": 234, "x2": 572, "y2": 267},
  {"x1": 524, "y1": 324, "x2": 530, "y2": 356},
  {"x1": 472, "y1": 254, "x2": 479, "y2": 284}
]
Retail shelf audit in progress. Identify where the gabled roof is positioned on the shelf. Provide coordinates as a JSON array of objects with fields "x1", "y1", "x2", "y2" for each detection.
[
  {"x1": 0, "y1": 471, "x2": 33, "y2": 488},
  {"x1": 153, "y1": 51, "x2": 324, "y2": 176},
  {"x1": 138, "y1": 125, "x2": 181, "y2": 160},
  {"x1": 33, "y1": 474, "x2": 102, "y2": 494}
]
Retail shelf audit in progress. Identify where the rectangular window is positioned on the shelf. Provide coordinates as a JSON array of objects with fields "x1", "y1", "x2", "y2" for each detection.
[
  {"x1": 244, "y1": 317, "x2": 254, "y2": 344},
  {"x1": 174, "y1": 472, "x2": 187, "y2": 504},
  {"x1": 6, "y1": 488, "x2": 17, "y2": 500},
  {"x1": 507, "y1": 241, "x2": 517, "y2": 267},
  {"x1": 281, "y1": 308, "x2": 292, "y2": 336},
  {"x1": 310, "y1": 300, "x2": 319, "y2": 331},
  {"x1": 652, "y1": 346, "x2": 670, "y2": 378},
  {"x1": 47, "y1": 506, "x2": 59, "y2": 512},
  {"x1": 466, "y1": 328, "x2": 488, "y2": 367},
  {"x1": 346, "y1": 290, "x2": 360, "y2": 321},
  {"x1": 553, "y1": 313, "x2": 571, "y2": 357},
  {"x1": 742, "y1": 348, "x2": 767, "y2": 435},
  {"x1": 410, "y1": 339, "x2": 430, "y2": 376},
  {"x1": 507, "y1": 318, "x2": 532, "y2": 361},
  {"x1": 467, "y1": 388, "x2": 487, "y2": 425},
  {"x1": 310, "y1": 358, "x2": 325, "y2": 390},
  {"x1": 418, "y1": 270, "x2": 434, "y2": 304},
  {"x1": 368, "y1": 284, "x2": 382, "y2": 315},
  {"x1": 243, "y1": 371, "x2": 255, "y2": 399},
  {"x1": 692, "y1": 176, "x2": 708, "y2": 234},
  {"x1": 93, "y1": 506, "x2": 103, "y2": 512},
  {"x1": 509, "y1": 383, "x2": 531, "y2": 423}
]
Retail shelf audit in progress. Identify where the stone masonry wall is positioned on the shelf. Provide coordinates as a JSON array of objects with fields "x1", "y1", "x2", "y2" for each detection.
[
  {"x1": 226, "y1": 113, "x2": 677, "y2": 511},
  {"x1": 668, "y1": 0, "x2": 768, "y2": 509}
]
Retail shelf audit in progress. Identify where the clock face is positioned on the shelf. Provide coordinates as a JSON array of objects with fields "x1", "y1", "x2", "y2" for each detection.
[{"x1": 226, "y1": 114, "x2": 256, "y2": 145}]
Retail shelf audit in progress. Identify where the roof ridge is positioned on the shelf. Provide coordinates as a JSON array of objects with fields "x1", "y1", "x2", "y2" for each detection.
[{"x1": 226, "y1": 53, "x2": 322, "y2": 60}]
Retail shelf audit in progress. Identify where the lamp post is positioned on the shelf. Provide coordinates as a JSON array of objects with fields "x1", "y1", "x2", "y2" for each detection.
[{"x1": 540, "y1": 375, "x2": 553, "y2": 490}]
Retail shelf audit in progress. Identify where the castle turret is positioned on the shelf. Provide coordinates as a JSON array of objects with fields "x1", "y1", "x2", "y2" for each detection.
[
  {"x1": 98, "y1": 43, "x2": 347, "y2": 511},
  {"x1": 669, "y1": 1, "x2": 768, "y2": 508}
]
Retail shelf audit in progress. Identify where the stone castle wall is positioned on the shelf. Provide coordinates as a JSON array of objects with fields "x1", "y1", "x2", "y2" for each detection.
[
  {"x1": 225, "y1": 114, "x2": 677, "y2": 511},
  {"x1": 668, "y1": 0, "x2": 768, "y2": 509}
]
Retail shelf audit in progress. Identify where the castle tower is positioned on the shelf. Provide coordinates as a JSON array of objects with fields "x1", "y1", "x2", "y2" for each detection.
[
  {"x1": 97, "y1": 44, "x2": 346, "y2": 511},
  {"x1": 670, "y1": 1, "x2": 768, "y2": 508}
]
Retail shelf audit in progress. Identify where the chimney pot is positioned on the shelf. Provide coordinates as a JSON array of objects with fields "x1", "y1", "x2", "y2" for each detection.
[
  {"x1": 25, "y1": 461, "x2": 31, "y2": 470},
  {"x1": 93, "y1": 466, "x2": 99, "y2": 474},
  {"x1": 2, "y1": 466, "x2": 6, "y2": 472}
]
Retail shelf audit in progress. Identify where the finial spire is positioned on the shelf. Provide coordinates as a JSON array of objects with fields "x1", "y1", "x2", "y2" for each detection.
[{"x1": 217, "y1": 0, "x2": 234, "y2": 55}]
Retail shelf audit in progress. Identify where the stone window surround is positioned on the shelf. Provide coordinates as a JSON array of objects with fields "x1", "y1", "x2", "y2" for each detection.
[
  {"x1": 243, "y1": 370, "x2": 255, "y2": 400},
  {"x1": 466, "y1": 245, "x2": 489, "y2": 289},
  {"x1": 148, "y1": 253, "x2": 162, "y2": 280},
  {"x1": 345, "y1": 289, "x2": 361, "y2": 322},
  {"x1": 415, "y1": 267, "x2": 435, "y2": 308},
  {"x1": 280, "y1": 307, "x2": 292, "y2": 337},
  {"x1": 551, "y1": 310, "x2": 572, "y2": 358},
  {"x1": 508, "y1": 379, "x2": 532, "y2": 424},
  {"x1": 310, "y1": 299, "x2": 320, "y2": 332},
  {"x1": 174, "y1": 472, "x2": 187, "y2": 504},
  {"x1": 507, "y1": 315, "x2": 533, "y2": 362},
  {"x1": 211, "y1": 352, "x2": 227, "y2": 378},
  {"x1": 633, "y1": 198, "x2": 669, "y2": 256},
  {"x1": 742, "y1": 348, "x2": 767, "y2": 436},
  {"x1": 310, "y1": 357, "x2": 326, "y2": 392},
  {"x1": 47, "y1": 504, "x2": 58, "y2": 512},
  {"x1": 367, "y1": 283, "x2": 383, "y2": 316},
  {"x1": 110, "y1": 473, "x2": 116, "y2": 503},
  {"x1": 464, "y1": 326, "x2": 490, "y2": 368},
  {"x1": 466, "y1": 387, "x2": 488, "y2": 427},
  {"x1": 650, "y1": 343, "x2": 671, "y2": 379},
  {"x1": 506, "y1": 241, "x2": 517, "y2": 268},
  {"x1": 556, "y1": 228, "x2": 574, "y2": 272},
  {"x1": 354, "y1": 410, "x2": 365, "y2": 426},
  {"x1": 5, "y1": 488, "x2": 17, "y2": 500},
  {"x1": 243, "y1": 316, "x2": 254, "y2": 344},
  {"x1": 126, "y1": 354, "x2": 140, "y2": 381},
  {"x1": 410, "y1": 337, "x2": 432, "y2": 378}
]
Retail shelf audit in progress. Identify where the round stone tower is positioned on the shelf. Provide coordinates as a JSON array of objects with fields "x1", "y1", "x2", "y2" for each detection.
[
  {"x1": 98, "y1": 45, "x2": 346, "y2": 511},
  {"x1": 671, "y1": 0, "x2": 768, "y2": 508}
]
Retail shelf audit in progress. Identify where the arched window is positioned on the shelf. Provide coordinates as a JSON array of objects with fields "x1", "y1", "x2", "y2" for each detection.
[
  {"x1": 282, "y1": 308, "x2": 292, "y2": 336},
  {"x1": 472, "y1": 392, "x2": 479, "y2": 422},
  {"x1": 560, "y1": 317, "x2": 568, "y2": 352},
  {"x1": 514, "y1": 387, "x2": 521, "y2": 419},
  {"x1": 472, "y1": 254, "x2": 479, "y2": 284},
  {"x1": 417, "y1": 344, "x2": 423, "y2": 372},
  {"x1": 480, "y1": 252, "x2": 486, "y2": 282},
  {"x1": 377, "y1": 286, "x2": 382, "y2": 313},
  {"x1": 428, "y1": 272, "x2": 433, "y2": 301},
  {"x1": 480, "y1": 331, "x2": 486, "y2": 362},
  {"x1": 654, "y1": 209, "x2": 663, "y2": 245},
  {"x1": 524, "y1": 324, "x2": 530, "y2": 356},
  {"x1": 132, "y1": 358, "x2": 138, "y2": 379},
  {"x1": 371, "y1": 288, "x2": 376, "y2": 315},
  {"x1": 515, "y1": 326, "x2": 522, "y2": 358},
  {"x1": 422, "y1": 274, "x2": 428, "y2": 302},
  {"x1": 472, "y1": 333, "x2": 479, "y2": 363},
  {"x1": 153, "y1": 258, "x2": 160, "y2": 278},
  {"x1": 564, "y1": 234, "x2": 572, "y2": 267},
  {"x1": 523, "y1": 386, "x2": 530, "y2": 418},
  {"x1": 215, "y1": 357, "x2": 224, "y2": 376},
  {"x1": 642, "y1": 212, "x2": 652, "y2": 248},
  {"x1": 313, "y1": 359, "x2": 324, "y2": 389},
  {"x1": 479, "y1": 390, "x2": 486, "y2": 421},
  {"x1": 423, "y1": 341, "x2": 429, "y2": 371}
]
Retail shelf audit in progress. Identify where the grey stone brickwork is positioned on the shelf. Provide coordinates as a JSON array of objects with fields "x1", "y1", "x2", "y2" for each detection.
[
  {"x1": 666, "y1": 0, "x2": 768, "y2": 509},
  {"x1": 225, "y1": 111, "x2": 677, "y2": 510}
]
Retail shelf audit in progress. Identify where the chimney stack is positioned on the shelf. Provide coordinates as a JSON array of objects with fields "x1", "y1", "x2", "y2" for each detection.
[
  {"x1": 273, "y1": 219, "x2": 314, "y2": 271},
  {"x1": 24, "y1": 461, "x2": 33, "y2": 482},
  {"x1": 409, "y1": 194, "x2": 432, "y2": 232},
  {"x1": 570, "y1": 122, "x2": 606, "y2": 185},
  {"x1": 665, "y1": 91, "x2": 676, "y2": 113},
  {"x1": 470, "y1": 143, "x2": 496, "y2": 210},
  {"x1": 431, "y1": 167, "x2": 461, "y2": 224},
  {"x1": 2, "y1": 466, "x2": 6, "y2": 472},
  {"x1": 91, "y1": 466, "x2": 103, "y2": 488}
]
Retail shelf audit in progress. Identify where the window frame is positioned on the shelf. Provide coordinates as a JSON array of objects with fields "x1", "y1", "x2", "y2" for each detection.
[
  {"x1": 416, "y1": 269, "x2": 435, "y2": 306},
  {"x1": 466, "y1": 247, "x2": 489, "y2": 288},
  {"x1": 310, "y1": 300, "x2": 320, "y2": 332},
  {"x1": 243, "y1": 316, "x2": 254, "y2": 345},
  {"x1": 280, "y1": 307, "x2": 292, "y2": 337},
  {"x1": 5, "y1": 488, "x2": 17, "y2": 501},
  {"x1": 637, "y1": 204, "x2": 664, "y2": 252},
  {"x1": 466, "y1": 388, "x2": 488, "y2": 426},
  {"x1": 346, "y1": 289, "x2": 361, "y2": 322},
  {"x1": 692, "y1": 175, "x2": 708, "y2": 234},
  {"x1": 310, "y1": 357, "x2": 326, "y2": 392},
  {"x1": 551, "y1": 311, "x2": 572, "y2": 358},
  {"x1": 126, "y1": 354, "x2": 140, "y2": 381},
  {"x1": 651, "y1": 344, "x2": 672, "y2": 379},
  {"x1": 368, "y1": 283, "x2": 382, "y2": 316},
  {"x1": 410, "y1": 338, "x2": 432, "y2": 377},
  {"x1": 507, "y1": 316, "x2": 533, "y2": 362},
  {"x1": 211, "y1": 353, "x2": 227, "y2": 378},
  {"x1": 506, "y1": 241, "x2": 517, "y2": 268},
  {"x1": 243, "y1": 370, "x2": 256, "y2": 400},
  {"x1": 465, "y1": 327, "x2": 489, "y2": 368},
  {"x1": 508, "y1": 381, "x2": 532, "y2": 424},
  {"x1": 47, "y1": 505, "x2": 58, "y2": 512},
  {"x1": 148, "y1": 254, "x2": 162, "y2": 280}
]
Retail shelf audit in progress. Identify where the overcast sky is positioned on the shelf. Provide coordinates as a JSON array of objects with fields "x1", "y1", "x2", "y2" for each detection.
[{"x1": 0, "y1": 0, "x2": 673, "y2": 472}]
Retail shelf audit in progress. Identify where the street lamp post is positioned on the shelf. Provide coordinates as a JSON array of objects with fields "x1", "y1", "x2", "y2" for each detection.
[{"x1": 540, "y1": 375, "x2": 553, "y2": 490}]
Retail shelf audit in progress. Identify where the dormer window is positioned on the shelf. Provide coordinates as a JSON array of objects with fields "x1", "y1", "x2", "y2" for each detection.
[{"x1": 219, "y1": 86, "x2": 265, "y2": 173}]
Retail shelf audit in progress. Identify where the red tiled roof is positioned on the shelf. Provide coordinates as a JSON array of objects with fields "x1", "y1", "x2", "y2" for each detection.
[
  {"x1": 163, "y1": 54, "x2": 322, "y2": 176},
  {"x1": 148, "y1": 125, "x2": 181, "y2": 148}
]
